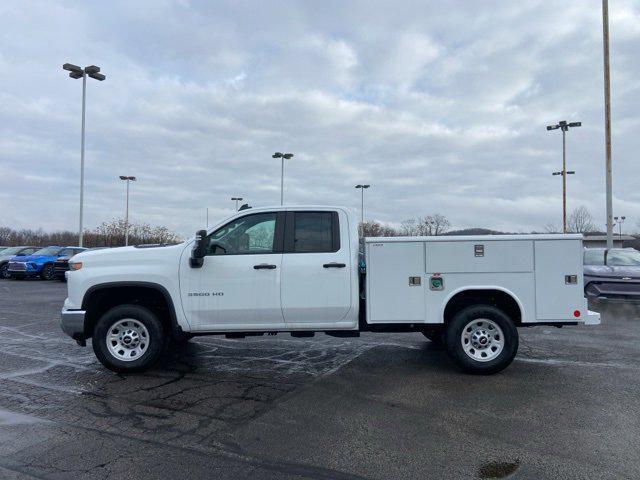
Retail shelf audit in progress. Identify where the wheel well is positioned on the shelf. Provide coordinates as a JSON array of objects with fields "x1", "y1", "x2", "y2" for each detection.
[
  {"x1": 443, "y1": 289, "x2": 522, "y2": 325},
  {"x1": 82, "y1": 285, "x2": 176, "y2": 338}
]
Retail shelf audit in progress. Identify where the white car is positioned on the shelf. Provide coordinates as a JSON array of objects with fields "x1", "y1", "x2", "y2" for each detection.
[{"x1": 61, "y1": 205, "x2": 599, "y2": 374}]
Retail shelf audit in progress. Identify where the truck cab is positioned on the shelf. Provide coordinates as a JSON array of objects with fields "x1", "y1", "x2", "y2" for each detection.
[
  {"x1": 61, "y1": 205, "x2": 599, "y2": 375},
  {"x1": 180, "y1": 207, "x2": 359, "y2": 332}
]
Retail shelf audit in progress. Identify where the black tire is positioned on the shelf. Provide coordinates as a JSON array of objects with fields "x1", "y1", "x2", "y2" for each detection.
[
  {"x1": 444, "y1": 305, "x2": 518, "y2": 375},
  {"x1": 0, "y1": 263, "x2": 9, "y2": 280},
  {"x1": 422, "y1": 328, "x2": 444, "y2": 344},
  {"x1": 40, "y1": 264, "x2": 54, "y2": 280},
  {"x1": 92, "y1": 305, "x2": 166, "y2": 373}
]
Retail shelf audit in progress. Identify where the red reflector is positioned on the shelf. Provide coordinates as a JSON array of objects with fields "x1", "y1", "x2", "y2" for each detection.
[{"x1": 573, "y1": 310, "x2": 581, "y2": 318}]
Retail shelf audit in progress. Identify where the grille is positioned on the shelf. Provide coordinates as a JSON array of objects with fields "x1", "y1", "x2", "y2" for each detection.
[{"x1": 8, "y1": 262, "x2": 26, "y2": 271}]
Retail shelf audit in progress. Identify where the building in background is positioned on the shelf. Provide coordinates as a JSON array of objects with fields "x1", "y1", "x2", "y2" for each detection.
[{"x1": 582, "y1": 234, "x2": 635, "y2": 249}]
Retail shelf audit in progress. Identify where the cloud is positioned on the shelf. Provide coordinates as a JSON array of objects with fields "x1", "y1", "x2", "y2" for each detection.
[{"x1": 1, "y1": 0, "x2": 639, "y2": 237}]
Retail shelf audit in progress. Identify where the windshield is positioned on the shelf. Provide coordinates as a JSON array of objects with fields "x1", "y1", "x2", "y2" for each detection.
[
  {"x1": 1, "y1": 247, "x2": 25, "y2": 256},
  {"x1": 607, "y1": 249, "x2": 640, "y2": 267},
  {"x1": 33, "y1": 247, "x2": 62, "y2": 256}
]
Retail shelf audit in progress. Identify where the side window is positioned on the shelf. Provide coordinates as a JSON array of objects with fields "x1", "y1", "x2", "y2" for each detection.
[
  {"x1": 293, "y1": 212, "x2": 338, "y2": 253},
  {"x1": 59, "y1": 249, "x2": 73, "y2": 257},
  {"x1": 207, "y1": 213, "x2": 277, "y2": 255},
  {"x1": 583, "y1": 249, "x2": 604, "y2": 266}
]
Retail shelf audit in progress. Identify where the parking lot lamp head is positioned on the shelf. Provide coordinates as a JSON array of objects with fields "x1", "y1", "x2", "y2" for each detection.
[
  {"x1": 231, "y1": 197, "x2": 244, "y2": 211},
  {"x1": 273, "y1": 152, "x2": 294, "y2": 205}
]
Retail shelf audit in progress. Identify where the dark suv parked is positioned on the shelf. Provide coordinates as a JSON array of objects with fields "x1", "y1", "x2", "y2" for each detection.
[
  {"x1": 584, "y1": 248, "x2": 640, "y2": 300},
  {"x1": 54, "y1": 247, "x2": 104, "y2": 281}
]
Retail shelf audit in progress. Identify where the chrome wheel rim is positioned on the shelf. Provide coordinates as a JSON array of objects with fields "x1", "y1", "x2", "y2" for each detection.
[
  {"x1": 461, "y1": 318, "x2": 504, "y2": 362},
  {"x1": 106, "y1": 318, "x2": 149, "y2": 362}
]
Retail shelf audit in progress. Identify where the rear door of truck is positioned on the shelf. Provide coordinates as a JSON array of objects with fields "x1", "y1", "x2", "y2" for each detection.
[{"x1": 280, "y1": 209, "x2": 352, "y2": 326}]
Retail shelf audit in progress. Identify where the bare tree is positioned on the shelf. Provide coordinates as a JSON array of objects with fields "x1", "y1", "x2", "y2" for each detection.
[
  {"x1": 360, "y1": 221, "x2": 396, "y2": 237},
  {"x1": 399, "y1": 219, "x2": 417, "y2": 236},
  {"x1": 544, "y1": 223, "x2": 561, "y2": 234},
  {"x1": 566, "y1": 206, "x2": 597, "y2": 233},
  {"x1": 400, "y1": 214, "x2": 451, "y2": 236},
  {"x1": 429, "y1": 213, "x2": 451, "y2": 236},
  {"x1": 0, "y1": 220, "x2": 181, "y2": 247}
]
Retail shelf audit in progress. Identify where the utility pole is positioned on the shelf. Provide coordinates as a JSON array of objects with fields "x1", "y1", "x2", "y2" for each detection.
[
  {"x1": 119, "y1": 176, "x2": 136, "y2": 246},
  {"x1": 602, "y1": 0, "x2": 614, "y2": 249},
  {"x1": 272, "y1": 152, "x2": 294, "y2": 205},
  {"x1": 547, "y1": 120, "x2": 581, "y2": 233},
  {"x1": 62, "y1": 63, "x2": 106, "y2": 246},
  {"x1": 355, "y1": 184, "x2": 370, "y2": 236}
]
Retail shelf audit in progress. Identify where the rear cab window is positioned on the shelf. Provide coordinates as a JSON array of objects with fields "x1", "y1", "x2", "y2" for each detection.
[{"x1": 286, "y1": 211, "x2": 340, "y2": 253}]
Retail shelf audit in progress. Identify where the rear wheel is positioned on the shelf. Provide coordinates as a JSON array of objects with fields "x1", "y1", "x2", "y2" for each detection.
[
  {"x1": 40, "y1": 264, "x2": 54, "y2": 280},
  {"x1": 444, "y1": 305, "x2": 518, "y2": 375},
  {"x1": 92, "y1": 305, "x2": 165, "y2": 373}
]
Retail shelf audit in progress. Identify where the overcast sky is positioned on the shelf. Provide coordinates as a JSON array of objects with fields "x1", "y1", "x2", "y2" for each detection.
[{"x1": 1, "y1": 0, "x2": 639, "y2": 236}]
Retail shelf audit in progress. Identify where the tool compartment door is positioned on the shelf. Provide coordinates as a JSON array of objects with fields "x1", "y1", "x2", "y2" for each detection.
[
  {"x1": 366, "y1": 241, "x2": 425, "y2": 323},
  {"x1": 534, "y1": 239, "x2": 584, "y2": 320}
]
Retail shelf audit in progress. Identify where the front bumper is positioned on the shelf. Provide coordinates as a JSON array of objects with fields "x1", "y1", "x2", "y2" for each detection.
[
  {"x1": 60, "y1": 307, "x2": 87, "y2": 345},
  {"x1": 585, "y1": 280, "x2": 640, "y2": 299}
]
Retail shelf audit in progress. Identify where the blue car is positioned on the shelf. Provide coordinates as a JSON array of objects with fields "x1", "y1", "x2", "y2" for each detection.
[{"x1": 7, "y1": 246, "x2": 87, "y2": 280}]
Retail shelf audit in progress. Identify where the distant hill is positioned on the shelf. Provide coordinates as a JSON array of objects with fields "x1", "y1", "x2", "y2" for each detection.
[{"x1": 445, "y1": 228, "x2": 508, "y2": 236}]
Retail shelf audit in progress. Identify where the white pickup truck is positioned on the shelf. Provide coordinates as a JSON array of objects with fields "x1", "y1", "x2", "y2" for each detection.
[{"x1": 61, "y1": 205, "x2": 599, "y2": 374}]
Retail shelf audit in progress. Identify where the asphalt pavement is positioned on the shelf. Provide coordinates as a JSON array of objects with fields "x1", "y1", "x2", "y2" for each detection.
[{"x1": 0, "y1": 280, "x2": 638, "y2": 479}]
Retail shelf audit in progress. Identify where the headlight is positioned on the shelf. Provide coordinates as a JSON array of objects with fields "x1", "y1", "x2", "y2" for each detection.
[{"x1": 69, "y1": 261, "x2": 83, "y2": 271}]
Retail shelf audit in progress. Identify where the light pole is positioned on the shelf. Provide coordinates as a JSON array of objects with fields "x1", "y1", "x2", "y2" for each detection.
[
  {"x1": 602, "y1": 0, "x2": 614, "y2": 249},
  {"x1": 272, "y1": 152, "x2": 294, "y2": 205},
  {"x1": 119, "y1": 176, "x2": 136, "y2": 246},
  {"x1": 62, "y1": 63, "x2": 106, "y2": 247},
  {"x1": 547, "y1": 120, "x2": 581, "y2": 233},
  {"x1": 231, "y1": 197, "x2": 243, "y2": 211},
  {"x1": 355, "y1": 184, "x2": 370, "y2": 236},
  {"x1": 614, "y1": 216, "x2": 625, "y2": 238}
]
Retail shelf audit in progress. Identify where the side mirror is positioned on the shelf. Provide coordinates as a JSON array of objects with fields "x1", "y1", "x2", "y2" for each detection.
[{"x1": 190, "y1": 230, "x2": 208, "y2": 268}]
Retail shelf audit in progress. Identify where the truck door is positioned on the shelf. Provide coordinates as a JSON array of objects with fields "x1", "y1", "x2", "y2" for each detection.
[
  {"x1": 280, "y1": 210, "x2": 352, "y2": 326},
  {"x1": 179, "y1": 212, "x2": 286, "y2": 330}
]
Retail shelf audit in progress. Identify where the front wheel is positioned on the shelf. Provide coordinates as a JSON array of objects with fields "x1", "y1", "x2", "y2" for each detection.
[
  {"x1": 444, "y1": 305, "x2": 518, "y2": 375},
  {"x1": 92, "y1": 305, "x2": 166, "y2": 373},
  {"x1": 0, "y1": 263, "x2": 9, "y2": 279},
  {"x1": 40, "y1": 264, "x2": 54, "y2": 280}
]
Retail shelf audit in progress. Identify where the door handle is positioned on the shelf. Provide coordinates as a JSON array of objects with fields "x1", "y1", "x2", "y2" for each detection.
[
  {"x1": 254, "y1": 263, "x2": 277, "y2": 270},
  {"x1": 323, "y1": 262, "x2": 346, "y2": 268}
]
